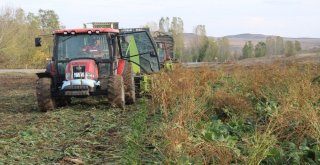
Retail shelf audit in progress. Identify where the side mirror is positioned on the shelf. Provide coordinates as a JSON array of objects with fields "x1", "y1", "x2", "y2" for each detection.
[{"x1": 35, "y1": 37, "x2": 42, "y2": 47}]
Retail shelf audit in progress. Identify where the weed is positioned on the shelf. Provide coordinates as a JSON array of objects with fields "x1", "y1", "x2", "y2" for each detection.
[{"x1": 146, "y1": 62, "x2": 320, "y2": 164}]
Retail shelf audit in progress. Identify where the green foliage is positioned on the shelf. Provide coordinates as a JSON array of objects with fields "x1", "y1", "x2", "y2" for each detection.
[
  {"x1": 285, "y1": 41, "x2": 296, "y2": 57},
  {"x1": 0, "y1": 7, "x2": 60, "y2": 68},
  {"x1": 194, "y1": 25, "x2": 209, "y2": 62},
  {"x1": 255, "y1": 42, "x2": 267, "y2": 57},
  {"x1": 217, "y1": 37, "x2": 231, "y2": 62},
  {"x1": 38, "y1": 9, "x2": 60, "y2": 32},
  {"x1": 295, "y1": 40, "x2": 302, "y2": 52},
  {"x1": 266, "y1": 36, "x2": 285, "y2": 56},
  {"x1": 204, "y1": 39, "x2": 219, "y2": 62},
  {"x1": 242, "y1": 41, "x2": 255, "y2": 58},
  {"x1": 182, "y1": 25, "x2": 230, "y2": 63},
  {"x1": 158, "y1": 17, "x2": 185, "y2": 60},
  {"x1": 263, "y1": 139, "x2": 320, "y2": 164},
  {"x1": 170, "y1": 17, "x2": 184, "y2": 59},
  {"x1": 202, "y1": 120, "x2": 241, "y2": 154},
  {"x1": 122, "y1": 99, "x2": 148, "y2": 164}
]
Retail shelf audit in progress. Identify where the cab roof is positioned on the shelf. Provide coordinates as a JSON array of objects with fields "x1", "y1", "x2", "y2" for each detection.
[{"x1": 54, "y1": 28, "x2": 119, "y2": 34}]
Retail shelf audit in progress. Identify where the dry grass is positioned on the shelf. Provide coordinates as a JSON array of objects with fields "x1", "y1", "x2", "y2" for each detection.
[
  {"x1": 148, "y1": 62, "x2": 320, "y2": 164},
  {"x1": 1, "y1": 61, "x2": 320, "y2": 164}
]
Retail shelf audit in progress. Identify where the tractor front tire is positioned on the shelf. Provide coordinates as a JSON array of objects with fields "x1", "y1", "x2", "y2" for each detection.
[
  {"x1": 123, "y1": 62, "x2": 136, "y2": 104},
  {"x1": 107, "y1": 75, "x2": 125, "y2": 109},
  {"x1": 36, "y1": 77, "x2": 56, "y2": 112}
]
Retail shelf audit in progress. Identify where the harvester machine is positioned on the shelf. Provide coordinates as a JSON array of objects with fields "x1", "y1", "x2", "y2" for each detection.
[{"x1": 152, "y1": 31, "x2": 176, "y2": 70}]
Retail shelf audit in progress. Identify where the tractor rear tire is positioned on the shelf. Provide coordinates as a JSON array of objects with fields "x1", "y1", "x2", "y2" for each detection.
[
  {"x1": 36, "y1": 77, "x2": 56, "y2": 112},
  {"x1": 107, "y1": 75, "x2": 125, "y2": 109},
  {"x1": 123, "y1": 62, "x2": 136, "y2": 104}
]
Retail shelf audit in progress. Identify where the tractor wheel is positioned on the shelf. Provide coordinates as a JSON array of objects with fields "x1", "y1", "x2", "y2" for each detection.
[
  {"x1": 107, "y1": 75, "x2": 125, "y2": 109},
  {"x1": 36, "y1": 77, "x2": 56, "y2": 112},
  {"x1": 123, "y1": 62, "x2": 136, "y2": 104}
]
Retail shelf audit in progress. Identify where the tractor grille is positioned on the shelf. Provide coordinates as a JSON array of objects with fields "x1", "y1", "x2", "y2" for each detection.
[
  {"x1": 64, "y1": 85, "x2": 91, "y2": 96},
  {"x1": 73, "y1": 66, "x2": 85, "y2": 79}
]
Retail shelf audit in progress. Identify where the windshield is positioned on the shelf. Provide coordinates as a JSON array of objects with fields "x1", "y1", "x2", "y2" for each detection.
[
  {"x1": 119, "y1": 31, "x2": 160, "y2": 73},
  {"x1": 55, "y1": 34, "x2": 110, "y2": 61}
]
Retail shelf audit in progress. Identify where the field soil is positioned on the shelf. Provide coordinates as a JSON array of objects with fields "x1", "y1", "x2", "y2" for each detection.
[
  {"x1": 1, "y1": 53, "x2": 320, "y2": 164},
  {"x1": 0, "y1": 73, "x2": 137, "y2": 164}
]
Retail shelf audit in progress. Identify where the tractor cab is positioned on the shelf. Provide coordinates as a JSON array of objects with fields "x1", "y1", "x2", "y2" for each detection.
[
  {"x1": 152, "y1": 31, "x2": 175, "y2": 70},
  {"x1": 35, "y1": 27, "x2": 160, "y2": 111},
  {"x1": 153, "y1": 31, "x2": 175, "y2": 64}
]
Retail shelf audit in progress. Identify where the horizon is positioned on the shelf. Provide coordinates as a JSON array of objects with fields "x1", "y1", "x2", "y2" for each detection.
[{"x1": 185, "y1": 32, "x2": 320, "y2": 39}]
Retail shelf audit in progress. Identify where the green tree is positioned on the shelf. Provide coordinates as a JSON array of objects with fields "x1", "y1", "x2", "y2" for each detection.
[
  {"x1": 0, "y1": 7, "x2": 60, "y2": 68},
  {"x1": 170, "y1": 17, "x2": 184, "y2": 59},
  {"x1": 38, "y1": 9, "x2": 59, "y2": 33},
  {"x1": 0, "y1": 7, "x2": 19, "y2": 62},
  {"x1": 266, "y1": 37, "x2": 275, "y2": 56},
  {"x1": 285, "y1": 41, "x2": 295, "y2": 57},
  {"x1": 159, "y1": 17, "x2": 170, "y2": 33},
  {"x1": 294, "y1": 40, "x2": 302, "y2": 52},
  {"x1": 266, "y1": 36, "x2": 284, "y2": 56},
  {"x1": 242, "y1": 41, "x2": 254, "y2": 58},
  {"x1": 275, "y1": 36, "x2": 285, "y2": 55},
  {"x1": 217, "y1": 37, "x2": 230, "y2": 62},
  {"x1": 37, "y1": 9, "x2": 60, "y2": 64},
  {"x1": 255, "y1": 42, "x2": 267, "y2": 57},
  {"x1": 194, "y1": 25, "x2": 209, "y2": 62},
  {"x1": 204, "y1": 39, "x2": 219, "y2": 62}
]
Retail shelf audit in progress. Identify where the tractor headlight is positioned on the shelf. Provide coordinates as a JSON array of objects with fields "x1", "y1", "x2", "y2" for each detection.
[{"x1": 65, "y1": 73, "x2": 71, "y2": 80}]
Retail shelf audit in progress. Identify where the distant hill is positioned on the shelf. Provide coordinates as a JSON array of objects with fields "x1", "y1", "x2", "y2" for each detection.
[
  {"x1": 225, "y1": 33, "x2": 270, "y2": 40},
  {"x1": 183, "y1": 33, "x2": 320, "y2": 52}
]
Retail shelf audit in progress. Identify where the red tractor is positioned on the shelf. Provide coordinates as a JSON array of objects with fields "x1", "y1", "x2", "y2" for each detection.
[{"x1": 35, "y1": 27, "x2": 160, "y2": 111}]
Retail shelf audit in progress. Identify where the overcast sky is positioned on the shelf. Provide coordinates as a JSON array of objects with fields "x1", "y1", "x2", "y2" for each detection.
[{"x1": 1, "y1": 0, "x2": 319, "y2": 38}]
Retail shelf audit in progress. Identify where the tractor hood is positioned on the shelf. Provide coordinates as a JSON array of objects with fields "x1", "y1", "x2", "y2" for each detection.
[{"x1": 65, "y1": 59, "x2": 98, "y2": 80}]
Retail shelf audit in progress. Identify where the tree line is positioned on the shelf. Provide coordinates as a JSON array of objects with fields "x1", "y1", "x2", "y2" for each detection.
[
  {"x1": 0, "y1": 6, "x2": 312, "y2": 68},
  {"x1": 0, "y1": 7, "x2": 60, "y2": 68},
  {"x1": 0, "y1": 7, "x2": 237, "y2": 69},
  {"x1": 145, "y1": 19, "x2": 232, "y2": 63},
  {"x1": 242, "y1": 37, "x2": 302, "y2": 59},
  {"x1": 185, "y1": 25, "x2": 231, "y2": 62}
]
